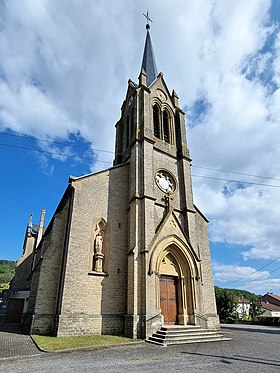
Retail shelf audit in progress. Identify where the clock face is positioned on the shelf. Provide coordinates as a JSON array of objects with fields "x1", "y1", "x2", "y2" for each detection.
[{"x1": 155, "y1": 171, "x2": 175, "y2": 193}]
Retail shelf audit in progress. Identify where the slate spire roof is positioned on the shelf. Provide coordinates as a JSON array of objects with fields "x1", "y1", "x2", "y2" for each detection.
[{"x1": 141, "y1": 22, "x2": 158, "y2": 86}]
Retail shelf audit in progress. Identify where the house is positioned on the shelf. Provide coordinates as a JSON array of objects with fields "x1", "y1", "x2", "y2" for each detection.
[
  {"x1": 261, "y1": 293, "x2": 280, "y2": 318},
  {"x1": 236, "y1": 297, "x2": 250, "y2": 319}
]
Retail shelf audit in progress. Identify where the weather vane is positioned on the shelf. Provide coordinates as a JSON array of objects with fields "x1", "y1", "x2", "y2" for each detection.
[{"x1": 143, "y1": 11, "x2": 153, "y2": 29}]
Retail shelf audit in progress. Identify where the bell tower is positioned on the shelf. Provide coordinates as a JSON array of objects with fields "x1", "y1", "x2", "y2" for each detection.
[{"x1": 114, "y1": 16, "x2": 219, "y2": 339}]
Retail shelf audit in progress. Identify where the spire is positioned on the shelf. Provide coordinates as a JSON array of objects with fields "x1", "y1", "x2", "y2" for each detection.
[
  {"x1": 141, "y1": 11, "x2": 158, "y2": 86},
  {"x1": 27, "y1": 213, "x2": 33, "y2": 235},
  {"x1": 36, "y1": 208, "x2": 46, "y2": 248}
]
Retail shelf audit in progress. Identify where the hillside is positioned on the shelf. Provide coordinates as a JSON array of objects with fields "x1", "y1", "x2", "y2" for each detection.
[
  {"x1": 215, "y1": 286, "x2": 260, "y2": 300},
  {"x1": 0, "y1": 260, "x2": 16, "y2": 284}
]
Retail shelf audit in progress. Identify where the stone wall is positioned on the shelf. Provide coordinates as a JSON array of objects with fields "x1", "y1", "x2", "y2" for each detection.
[
  {"x1": 57, "y1": 165, "x2": 129, "y2": 336},
  {"x1": 195, "y1": 209, "x2": 220, "y2": 329},
  {"x1": 30, "y1": 200, "x2": 70, "y2": 335}
]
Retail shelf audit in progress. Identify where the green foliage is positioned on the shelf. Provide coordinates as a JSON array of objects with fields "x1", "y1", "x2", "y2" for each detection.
[
  {"x1": 0, "y1": 260, "x2": 16, "y2": 284},
  {"x1": 249, "y1": 296, "x2": 265, "y2": 321},
  {"x1": 215, "y1": 286, "x2": 265, "y2": 322},
  {"x1": 0, "y1": 282, "x2": 9, "y2": 297},
  {"x1": 216, "y1": 287, "x2": 259, "y2": 301},
  {"x1": 215, "y1": 287, "x2": 238, "y2": 322}
]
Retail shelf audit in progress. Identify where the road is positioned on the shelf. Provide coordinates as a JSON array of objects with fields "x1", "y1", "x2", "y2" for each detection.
[{"x1": 1, "y1": 324, "x2": 279, "y2": 372}]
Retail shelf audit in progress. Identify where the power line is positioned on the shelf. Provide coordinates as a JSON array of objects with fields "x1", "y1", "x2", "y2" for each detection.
[
  {"x1": 241, "y1": 265, "x2": 280, "y2": 286},
  {"x1": 0, "y1": 143, "x2": 112, "y2": 164},
  {"x1": 0, "y1": 131, "x2": 114, "y2": 154},
  {"x1": 0, "y1": 132, "x2": 280, "y2": 181},
  {"x1": 223, "y1": 255, "x2": 280, "y2": 286},
  {"x1": 1, "y1": 137, "x2": 280, "y2": 189},
  {"x1": 1, "y1": 142, "x2": 280, "y2": 188},
  {"x1": 192, "y1": 165, "x2": 280, "y2": 182},
  {"x1": 1, "y1": 131, "x2": 280, "y2": 184},
  {"x1": 192, "y1": 174, "x2": 280, "y2": 188}
]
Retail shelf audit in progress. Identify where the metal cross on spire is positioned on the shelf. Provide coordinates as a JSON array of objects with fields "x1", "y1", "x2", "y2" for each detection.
[{"x1": 143, "y1": 11, "x2": 153, "y2": 30}]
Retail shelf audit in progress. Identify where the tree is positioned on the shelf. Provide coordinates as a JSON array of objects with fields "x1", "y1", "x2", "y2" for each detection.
[
  {"x1": 215, "y1": 287, "x2": 238, "y2": 322},
  {"x1": 0, "y1": 260, "x2": 16, "y2": 283},
  {"x1": 0, "y1": 283, "x2": 9, "y2": 297},
  {"x1": 249, "y1": 296, "x2": 264, "y2": 321}
]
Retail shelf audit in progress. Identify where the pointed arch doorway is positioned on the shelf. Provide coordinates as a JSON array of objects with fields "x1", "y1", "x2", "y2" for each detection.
[
  {"x1": 157, "y1": 246, "x2": 195, "y2": 326},
  {"x1": 159, "y1": 253, "x2": 179, "y2": 325}
]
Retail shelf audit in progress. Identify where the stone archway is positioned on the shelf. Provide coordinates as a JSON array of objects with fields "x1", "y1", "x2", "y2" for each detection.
[{"x1": 150, "y1": 239, "x2": 199, "y2": 326}]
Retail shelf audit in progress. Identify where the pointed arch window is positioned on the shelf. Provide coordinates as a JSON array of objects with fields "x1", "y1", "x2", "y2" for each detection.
[
  {"x1": 153, "y1": 104, "x2": 173, "y2": 144},
  {"x1": 153, "y1": 105, "x2": 161, "y2": 139},
  {"x1": 162, "y1": 110, "x2": 170, "y2": 143}
]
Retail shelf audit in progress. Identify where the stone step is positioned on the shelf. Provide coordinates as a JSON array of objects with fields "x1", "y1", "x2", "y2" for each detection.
[
  {"x1": 146, "y1": 325, "x2": 231, "y2": 347},
  {"x1": 147, "y1": 336, "x2": 230, "y2": 347},
  {"x1": 156, "y1": 328, "x2": 219, "y2": 336},
  {"x1": 155, "y1": 331, "x2": 223, "y2": 339},
  {"x1": 160, "y1": 326, "x2": 202, "y2": 333}
]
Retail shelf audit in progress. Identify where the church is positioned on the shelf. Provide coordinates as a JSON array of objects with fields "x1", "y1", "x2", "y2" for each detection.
[{"x1": 3, "y1": 19, "x2": 220, "y2": 342}]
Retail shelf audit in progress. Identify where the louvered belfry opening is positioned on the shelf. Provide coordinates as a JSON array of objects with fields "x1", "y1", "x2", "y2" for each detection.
[
  {"x1": 163, "y1": 109, "x2": 170, "y2": 143},
  {"x1": 153, "y1": 104, "x2": 161, "y2": 139}
]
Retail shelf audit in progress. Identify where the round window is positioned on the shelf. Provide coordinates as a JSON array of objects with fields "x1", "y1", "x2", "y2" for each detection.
[{"x1": 155, "y1": 170, "x2": 176, "y2": 193}]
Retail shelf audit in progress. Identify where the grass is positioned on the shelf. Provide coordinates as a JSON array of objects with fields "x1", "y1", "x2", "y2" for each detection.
[{"x1": 32, "y1": 334, "x2": 140, "y2": 351}]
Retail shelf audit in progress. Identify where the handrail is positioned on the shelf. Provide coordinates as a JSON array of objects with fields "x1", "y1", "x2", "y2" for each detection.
[
  {"x1": 145, "y1": 313, "x2": 162, "y2": 322},
  {"x1": 194, "y1": 313, "x2": 209, "y2": 322}
]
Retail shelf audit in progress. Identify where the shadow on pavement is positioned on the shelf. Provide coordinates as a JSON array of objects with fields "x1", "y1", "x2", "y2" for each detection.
[
  {"x1": 182, "y1": 351, "x2": 280, "y2": 368},
  {"x1": 0, "y1": 324, "x2": 29, "y2": 335}
]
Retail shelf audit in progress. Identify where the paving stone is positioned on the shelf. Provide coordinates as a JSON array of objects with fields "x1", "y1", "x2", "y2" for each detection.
[{"x1": 0, "y1": 325, "x2": 41, "y2": 359}]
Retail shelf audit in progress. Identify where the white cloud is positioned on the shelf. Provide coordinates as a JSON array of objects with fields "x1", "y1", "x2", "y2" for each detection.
[
  {"x1": 213, "y1": 262, "x2": 269, "y2": 283},
  {"x1": 241, "y1": 278, "x2": 280, "y2": 294},
  {"x1": 1, "y1": 0, "x2": 280, "y2": 266},
  {"x1": 213, "y1": 261, "x2": 280, "y2": 294}
]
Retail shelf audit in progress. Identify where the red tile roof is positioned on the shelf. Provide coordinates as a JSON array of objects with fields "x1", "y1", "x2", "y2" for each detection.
[
  {"x1": 261, "y1": 301, "x2": 280, "y2": 312},
  {"x1": 237, "y1": 297, "x2": 250, "y2": 303},
  {"x1": 268, "y1": 293, "x2": 280, "y2": 302}
]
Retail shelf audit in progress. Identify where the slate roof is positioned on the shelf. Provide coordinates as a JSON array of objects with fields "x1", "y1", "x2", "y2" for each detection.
[{"x1": 141, "y1": 24, "x2": 158, "y2": 86}]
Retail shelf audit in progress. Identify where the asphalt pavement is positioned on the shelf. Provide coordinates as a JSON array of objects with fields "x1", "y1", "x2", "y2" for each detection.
[{"x1": 0, "y1": 324, "x2": 279, "y2": 372}]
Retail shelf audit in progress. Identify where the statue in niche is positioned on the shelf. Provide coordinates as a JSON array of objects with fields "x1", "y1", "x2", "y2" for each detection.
[
  {"x1": 93, "y1": 228, "x2": 105, "y2": 273},
  {"x1": 95, "y1": 232, "x2": 103, "y2": 253}
]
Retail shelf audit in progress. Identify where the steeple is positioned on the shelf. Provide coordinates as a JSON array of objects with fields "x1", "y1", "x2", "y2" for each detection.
[
  {"x1": 27, "y1": 213, "x2": 33, "y2": 235},
  {"x1": 141, "y1": 12, "x2": 158, "y2": 86}
]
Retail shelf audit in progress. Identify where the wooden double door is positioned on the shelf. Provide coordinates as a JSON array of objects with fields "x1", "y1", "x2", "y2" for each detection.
[{"x1": 160, "y1": 275, "x2": 179, "y2": 325}]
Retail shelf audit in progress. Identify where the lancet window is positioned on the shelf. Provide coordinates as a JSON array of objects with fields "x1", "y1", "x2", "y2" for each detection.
[
  {"x1": 153, "y1": 104, "x2": 173, "y2": 144},
  {"x1": 162, "y1": 110, "x2": 170, "y2": 143},
  {"x1": 153, "y1": 104, "x2": 161, "y2": 139}
]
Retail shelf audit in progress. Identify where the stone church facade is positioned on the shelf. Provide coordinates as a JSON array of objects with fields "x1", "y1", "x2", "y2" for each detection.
[{"x1": 4, "y1": 23, "x2": 219, "y2": 338}]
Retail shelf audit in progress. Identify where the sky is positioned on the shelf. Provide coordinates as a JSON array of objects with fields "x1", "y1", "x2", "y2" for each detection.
[{"x1": 1, "y1": 0, "x2": 280, "y2": 296}]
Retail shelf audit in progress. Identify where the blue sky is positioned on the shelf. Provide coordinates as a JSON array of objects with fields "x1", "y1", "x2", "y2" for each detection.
[{"x1": 1, "y1": 0, "x2": 280, "y2": 295}]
